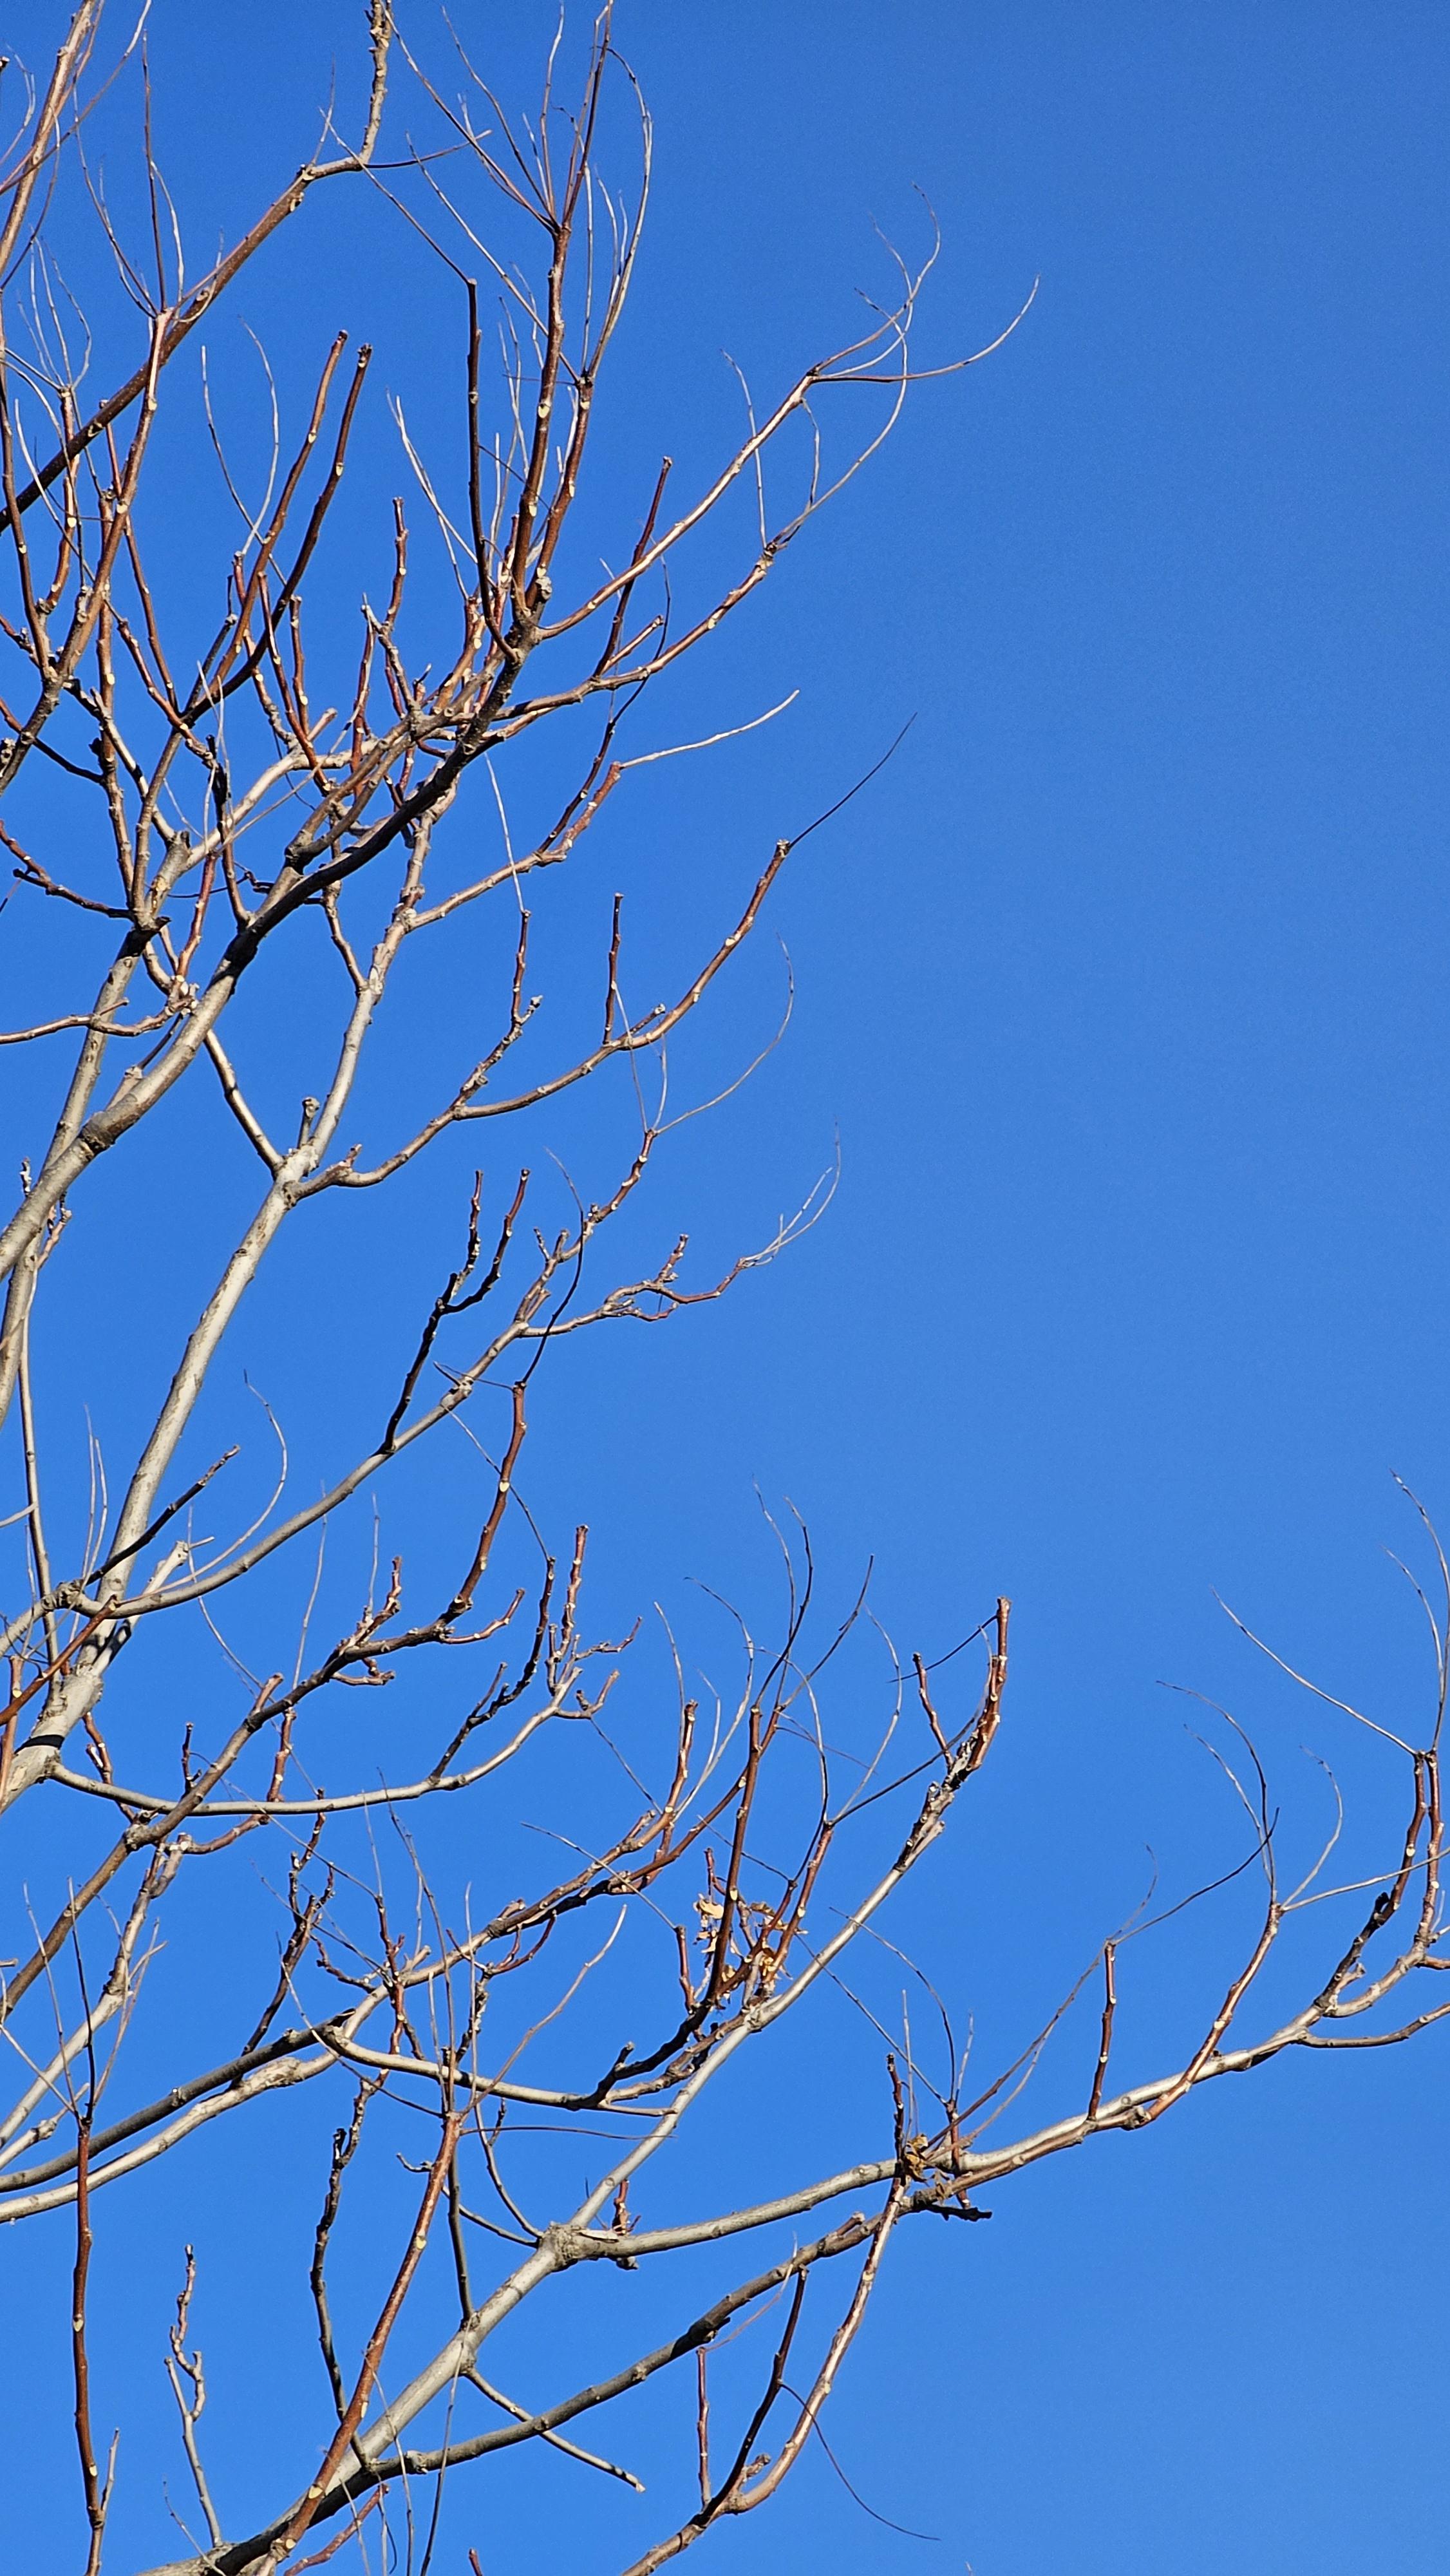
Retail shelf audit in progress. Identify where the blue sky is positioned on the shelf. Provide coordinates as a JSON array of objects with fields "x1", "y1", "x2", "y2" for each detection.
[{"x1": 5, "y1": 5, "x2": 1450, "y2": 2570}]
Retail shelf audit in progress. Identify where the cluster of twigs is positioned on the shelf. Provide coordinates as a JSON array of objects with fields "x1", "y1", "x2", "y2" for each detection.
[{"x1": 0, "y1": 11, "x2": 1445, "y2": 2574}]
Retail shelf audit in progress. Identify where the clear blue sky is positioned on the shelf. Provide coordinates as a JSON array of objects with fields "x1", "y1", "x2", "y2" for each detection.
[{"x1": 8, "y1": 5, "x2": 1450, "y2": 2570}]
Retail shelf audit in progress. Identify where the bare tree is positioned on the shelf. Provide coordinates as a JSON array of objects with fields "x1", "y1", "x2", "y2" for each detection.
[{"x1": 0, "y1": 10, "x2": 1444, "y2": 2573}]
